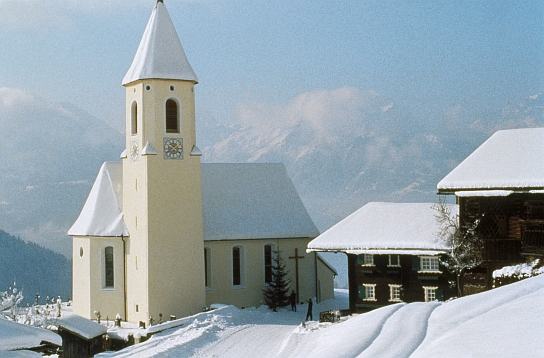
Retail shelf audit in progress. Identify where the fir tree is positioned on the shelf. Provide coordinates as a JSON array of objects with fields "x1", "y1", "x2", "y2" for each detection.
[{"x1": 263, "y1": 249, "x2": 291, "y2": 311}]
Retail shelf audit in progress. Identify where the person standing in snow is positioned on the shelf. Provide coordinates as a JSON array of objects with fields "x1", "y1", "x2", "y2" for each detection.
[
  {"x1": 305, "y1": 298, "x2": 313, "y2": 321},
  {"x1": 290, "y1": 290, "x2": 297, "y2": 312}
]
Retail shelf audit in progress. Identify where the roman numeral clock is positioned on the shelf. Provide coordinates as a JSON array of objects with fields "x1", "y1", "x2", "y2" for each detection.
[{"x1": 163, "y1": 138, "x2": 183, "y2": 159}]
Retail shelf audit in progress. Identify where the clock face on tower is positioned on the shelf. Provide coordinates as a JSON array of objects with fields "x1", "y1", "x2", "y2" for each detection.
[
  {"x1": 163, "y1": 138, "x2": 183, "y2": 160},
  {"x1": 130, "y1": 141, "x2": 139, "y2": 161}
]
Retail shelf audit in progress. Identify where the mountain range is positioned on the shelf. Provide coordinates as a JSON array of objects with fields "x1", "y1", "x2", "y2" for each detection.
[
  {"x1": 1, "y1": 86, "x2": 543, "y2": 264},
  {"x1": 0, "y1": 229, "x2": 71, "y2": 304}
]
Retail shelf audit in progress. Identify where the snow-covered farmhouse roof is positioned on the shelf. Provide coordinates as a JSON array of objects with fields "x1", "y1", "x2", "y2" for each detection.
[
  {"x1": 122, "y1": 0, "x2": 198, "y2": 85},
  {"x1": 69, "y1": 162, "x2": 319, "y2": 240},
  {"x1": 56, "y1": 312, "x2": 108, "y2": 341},
  {"x1": 438, "y1": 128, "x2": 544, "y2": 194},
  {"x1": 307, "y1": 202, "x2": 455, "y2": 255}
]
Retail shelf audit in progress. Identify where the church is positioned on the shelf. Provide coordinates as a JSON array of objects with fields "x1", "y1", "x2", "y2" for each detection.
[{"x1": 68, "y1": 0, "x2": 335, "y2": 324}]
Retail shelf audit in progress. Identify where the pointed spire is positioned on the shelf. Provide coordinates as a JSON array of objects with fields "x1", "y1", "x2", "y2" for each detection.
[{"x1": 123, "y1": 1, "x2": 198, "y2": 85}]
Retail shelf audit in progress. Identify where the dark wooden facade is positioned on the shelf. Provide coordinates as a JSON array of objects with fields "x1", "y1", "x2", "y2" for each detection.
[
  {"x1": 458, "y1": 193, "x2": 544, "y2": 294},
  {"x1": 347, "y1": 253, "x2": 455, "y2": 313},
  {"x1": 57, "y1": 327, "x2": 105, "y2": 358}
]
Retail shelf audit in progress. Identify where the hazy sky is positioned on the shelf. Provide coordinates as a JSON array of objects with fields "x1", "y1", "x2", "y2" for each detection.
[{"x1": 1, "y1": 0, "x2": 542, "y2": 134}]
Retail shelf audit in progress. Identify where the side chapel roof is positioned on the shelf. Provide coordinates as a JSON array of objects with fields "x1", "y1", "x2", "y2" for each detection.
[
  {"x1": 122, "y1": 0, "x2": 198, "y2": 85},
  {"x1": 307, "y1": 202, "x2": 455, "y2": 255},
  {"x1": 437, "y1": 128, "x2": 544, "y2": 194},
  {"x1": 68, "y1": 162, "x2": 319, "y2": 241}
]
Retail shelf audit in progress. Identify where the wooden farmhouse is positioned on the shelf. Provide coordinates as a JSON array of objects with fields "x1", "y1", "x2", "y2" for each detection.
[
  {"x1": 307, "y1": 202, "x2": 457, "y2": 313},
  {"x1": 437, "y1": 127, "x2": 544, "y2": 295}
]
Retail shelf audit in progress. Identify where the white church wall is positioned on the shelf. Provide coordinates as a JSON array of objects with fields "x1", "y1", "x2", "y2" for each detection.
[
  {"x1": 204, "y1": 238, "x2": 320, "y2": 308},
  {"x1": 72, "y1": 237, "x2": 125, "y2": 320}
]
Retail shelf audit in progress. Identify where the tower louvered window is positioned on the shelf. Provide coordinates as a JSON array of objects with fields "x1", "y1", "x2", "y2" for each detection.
[{"x1": 165, "y1": 99, "x2": 179, "y2": 133}]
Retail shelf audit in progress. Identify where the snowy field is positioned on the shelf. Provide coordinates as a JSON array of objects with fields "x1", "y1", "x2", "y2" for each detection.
[{"x1": 97, "y1": 274, "x2": 544, "y2": 358}]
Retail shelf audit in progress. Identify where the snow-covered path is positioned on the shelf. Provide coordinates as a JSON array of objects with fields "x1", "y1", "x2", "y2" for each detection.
[
  {"x1": 358, "y1": 302, "x2": 439, "y2": 358},
  {"x1": 199, "y1": 324, "x2": 295, "y2": 357}
]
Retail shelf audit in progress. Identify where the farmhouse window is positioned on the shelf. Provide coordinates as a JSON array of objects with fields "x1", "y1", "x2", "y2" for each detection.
[
  {"x1": 358, "y1": 254, "x2": 374, "y2": 266},
  {"x1": 420, "y1": 256, "x2": 440, "y2": 272},
  {"x1": 362, "y1": 284, "x2": 376, "y2": 301},
  {"x1": 389, "y1": 284, "x2": 402, "y2": 302},
  {"x1": 388, "y1": 254, "x2": 400, "y2": 267},
  {"x1": 423, "y1": 286, "x2": 438, "y2": 302}
]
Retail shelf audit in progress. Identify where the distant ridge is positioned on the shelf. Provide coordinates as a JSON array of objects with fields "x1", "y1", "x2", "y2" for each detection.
[{"x1": 0, "y1": 229, "x2": 71, "y2": 304}]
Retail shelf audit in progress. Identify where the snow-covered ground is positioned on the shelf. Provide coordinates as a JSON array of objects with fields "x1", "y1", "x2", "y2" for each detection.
[{"x1": 97, "y1": 274, "x2": 544, "y2": 358}]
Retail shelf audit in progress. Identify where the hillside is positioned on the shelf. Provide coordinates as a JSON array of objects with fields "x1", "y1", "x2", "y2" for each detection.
[
  {"x1": 0, "y1": 229, "x2": 71, "y2": 304},
  {"x1": 99, "y1": 275, "x2": 544, "y2": 357}
]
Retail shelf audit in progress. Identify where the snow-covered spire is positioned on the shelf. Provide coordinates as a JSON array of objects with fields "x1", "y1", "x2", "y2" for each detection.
[{"x1": 122, "y1": 0, "x2": 198, "y2": 85}]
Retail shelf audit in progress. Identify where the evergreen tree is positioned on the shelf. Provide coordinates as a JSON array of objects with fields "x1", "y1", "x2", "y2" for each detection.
[{"x1": 263, "y1": 249, "x2": 291, "y2": 311}]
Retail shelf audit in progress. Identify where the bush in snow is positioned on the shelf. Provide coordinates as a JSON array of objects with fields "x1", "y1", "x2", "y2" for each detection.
[
  {"x1": 493, "y1": 259, "x2": 544, "y2": 287},
  {"x1": 1, "y1": 282, "x2": 24, "y2": 316},
  {"x1": 262, "y1": 249, "x2": 291, "y2": 311}
]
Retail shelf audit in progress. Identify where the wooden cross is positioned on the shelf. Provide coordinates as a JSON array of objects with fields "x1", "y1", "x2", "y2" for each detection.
[{"x1": 289, "y1": 248, "x2": 305, "y2": 302}]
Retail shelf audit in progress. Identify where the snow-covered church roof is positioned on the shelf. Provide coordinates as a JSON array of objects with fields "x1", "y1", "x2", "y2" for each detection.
[
  {"x1": 438, "y1": 128, "x2": 544, "y2": 194},
  {"x1": 122, "y1": 0, "x2": 198, "y2": 85},
  {"x1": 68, "y1": 162, "x2": 127, "y2": 237},
  {"x1": 69, "y1": 162, "x2": 319, "y2": 240},
  {"x1": 307, "y1": 202, "x2": 455, "y2": 255},
  {"x1": 202, "y1": 163, "x2": 319, "y2": 240}
]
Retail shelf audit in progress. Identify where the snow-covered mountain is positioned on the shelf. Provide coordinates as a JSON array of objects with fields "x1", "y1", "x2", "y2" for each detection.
[
  {"x1": 1, "y1": 85, "x2": 543, "y2": 263},
  {"x1": 202, "y1": 88, "x2": 544, "y2": 232},
  {"x1": 0, "y1": 87, "x2": 123, "y2": 256}
]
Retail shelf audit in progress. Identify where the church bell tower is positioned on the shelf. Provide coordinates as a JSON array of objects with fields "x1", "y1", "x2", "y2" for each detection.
[{"x1": 121, "y1": 0, "x2": 206, "y2": 323}]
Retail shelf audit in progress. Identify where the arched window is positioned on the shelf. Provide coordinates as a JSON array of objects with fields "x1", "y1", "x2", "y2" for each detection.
[
  {"x1": 105, "y1": 246, "x2": 114, "y2": 288},
  {"x1": 264, "y1": 244, "x2": 274, "y2": 285},
  {"x1": 131, "y1": 101, "x2": 138, "y2": 135},
  {"x1": 165, "y1": 99, "x2": 179, "y2": 133},
  {"x1": 232, "y1": 246, "x2": 245, "y2": 287}
]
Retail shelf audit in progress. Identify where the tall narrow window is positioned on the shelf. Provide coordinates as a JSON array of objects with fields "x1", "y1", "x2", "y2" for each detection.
[
  {"x1": 105, "y1": 246, "x2": 114, "y2": 288},
  {"x1": 264, "y1": 244, "x2": 273, "y2": 284},
  {"x1": 131, "y1": 101, "x2": 138, "y2": 135},
  {"x1": 165, "y1": 99, "x2": 179, "y2": 133},
  {"x1": 232, "y1": 247, "x2": 241, "y2": 286},
  {"x1": 232, "y1": 247, "x2": 242, "y2": 286},
  {"x1": 204, "y1": 247, "x2": 211, "y2": 289}
]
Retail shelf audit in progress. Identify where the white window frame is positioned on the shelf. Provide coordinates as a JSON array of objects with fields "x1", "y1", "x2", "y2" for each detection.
[
  {"x1": 361, "y1": 254, "x2": 374, "y2": 266},
  {"x1": 232, "y1": 245, "x2": 246, "y2": 289},
  {"x1": 102, "y1": 245, "x2": 115, "y2": 290},
  {"x1": 388, "y1": 254, "x2": 400, "y2": 267},
  {"x1": 362, "y1": 284, "x2": 376, "y2": 301},
  {"x1": 388, "y1": 284, "x2": 402, "y2": 302},
  {"x1": 423, "y1": 286, "x2": 438, "y2": 302},
  {"x1": 419, "y1": 256, "x2": 441, "y2": 273}
]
